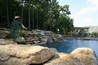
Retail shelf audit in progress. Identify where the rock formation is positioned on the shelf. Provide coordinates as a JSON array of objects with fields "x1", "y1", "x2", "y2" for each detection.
[
  {"x1": 0, "y1": 40, "x2": 55, "y2": 65},
  {"x1": 0, "y1": 39, "x2": 97, "y2": 65},
  {"x1": 0, "y1": 39, "x2": 17, "y2": 45},
  {"x1": 45, "y1": 48, "x2": 98, "y2": 65},
  {"x1": 26, "y1": 30, "x2": 64, "y2": 44}
]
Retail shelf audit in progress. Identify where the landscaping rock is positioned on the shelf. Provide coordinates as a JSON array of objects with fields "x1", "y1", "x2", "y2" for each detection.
[
  {"x1": 0, "y1": 30, "x2": 10, "y2": 38},
  {"x1": 25, "y1": 30, "x2": 64, "y2": 44},
  {"x1": 32, "y1": 29, "x2": 45, "y2": 35},
  {"x1": 47, "y1": 37, "x2": 54, "y2": 44},
  {"x1": 0, "y1": 39, "x2": 16, "y2": 45},
  {"x1": 15, "y1": 37, "x2": 25, "y2": 43},
  {"x1": 44, "y1": 31, "x2": 54, "y2": 36},
  {"x1": 44, "y1": 48, "x2": 98, "y2": 65},
  {"x1": 0, "y1": 40, "x2": 97, "y2": 65},
  {"x1": 71, "y1": 48, "x2": 98, "y2": 65},
  {"x1": 49, "y1": 48, "x2": 58, "y2": 52},
  {"x1": 0, "y1": 45, "x2": 55, "y2": 65}
]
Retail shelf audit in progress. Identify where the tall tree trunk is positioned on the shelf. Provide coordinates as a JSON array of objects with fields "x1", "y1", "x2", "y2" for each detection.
[
  {"x1": 36, "y1": 3, "x2": 39, "y2": 29},
  {"x1": 21, "y1": 0, "x2": 24, "y2": 23},
  {"x1": 37, "y1": 8, "x2": 38, "y2": 29},
  {"x1": 6, "y1": 0, "x2": 9, "y2": 27},
  {"x1": 32, "y1": 4, "x2": 34, "y2": 29},
  {"x1": 28, "y1": 0, "x2": 31, "y2": 29}
]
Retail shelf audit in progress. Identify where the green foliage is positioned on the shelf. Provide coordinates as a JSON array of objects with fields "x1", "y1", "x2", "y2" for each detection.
[
  {"x1": 57, "y1": 14, "x2": 73, "y2": 34},
  {"x1": 90, "y1": 32, "x2": 98, "y2": 37},
  {"x1": 0, "y1": 32, "x2": 7, "y2": 38},
  {"x1": 19, "y1": 30, "x2": 28, "y2": 37}
]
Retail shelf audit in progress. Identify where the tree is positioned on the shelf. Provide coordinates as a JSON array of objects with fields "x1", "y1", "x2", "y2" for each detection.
[
  {"x1": 46, "y1": 0, "x2": 59, "y2": 31},
  {"x1": 59, "y1": 5, "x2": 70, "y2": 15},
  {"x1": 0, "y1": 0, "x2": 74, "y2": 35},
  {"x1": 57, "y1": 14, "x2": 73, "y2": 34},
  {"x1": 0, "y1": 0, "x2": 21, "y2": 27}
]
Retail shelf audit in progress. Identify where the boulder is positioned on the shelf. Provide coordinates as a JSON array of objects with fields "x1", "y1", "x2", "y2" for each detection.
[
  {"x1": 44, "y1": 48, "x2": 98, "y2": 65},
  {"x1": 44, "y1": 31, "x2": 54, "y2": 36},
  {"x1": 0, "y1": 30, "x2": 10, "y2": 38},
  {"x1": 26, "y1": 30, "x2": 64, "y2": 44},
  {"x1": 39, "y1": 36, "x2": 48, "y2": 42},
  {"x1": 52, "y1": 34, "x2": 64, "y2": 42},
  {"x1": 49, "y1": 48, "x2": 58, "y2": 52},
  {"x1": 32, "y1": 29, "x2": 45, "y2": 35},
  {"x1": 44, "y1": 53, "x2": 70, "y2": 65},
  {"x1": 47, "y1": 37, "x2": 54, "y2": 44},
  {"x1": 0, "y1": 39, "x2": 17, "y2": 45},
  {"x1": 47, "y1": 34, "x2": 64, "y2": 44},
  {"x1": 71, "y1": 48, "x2": 98, "y2": 65},
  {"x1": 0, "y1": 45, "x2": 55, "y2": 65},
  {"x1": 15, "y1": 37, "x2": 25, "y2": 43}
]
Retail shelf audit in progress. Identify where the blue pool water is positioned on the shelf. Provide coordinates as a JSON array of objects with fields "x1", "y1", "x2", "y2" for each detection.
[{"x1": 46, "y1": 39, "x2": 98, "y2": 56}]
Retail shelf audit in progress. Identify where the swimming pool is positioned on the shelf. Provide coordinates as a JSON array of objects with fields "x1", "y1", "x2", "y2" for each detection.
[{"x1": 46, "y1": 39, "x2": 98, "y2": 56}]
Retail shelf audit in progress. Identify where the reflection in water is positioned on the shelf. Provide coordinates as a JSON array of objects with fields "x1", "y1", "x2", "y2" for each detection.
[{"x1": 46, "y1": 40, "x2": 98, "y2": 56}]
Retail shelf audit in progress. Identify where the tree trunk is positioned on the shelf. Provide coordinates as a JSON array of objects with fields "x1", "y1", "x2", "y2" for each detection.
[
  {"x1": 28, "y1": 0, "x2": 31, "y2": 29},
  {"x1": 32, "y1": 4, "x2": 34, "y2": 29},
  {"x1": 6, "y1": 0, "x2": 9, "y2": 27},
  {"x1": 21, "y1": 0, "x2": 24, "y2": 23},
  {"x1": 36, "y1": 3, "x2": 39, "y2": 29}
]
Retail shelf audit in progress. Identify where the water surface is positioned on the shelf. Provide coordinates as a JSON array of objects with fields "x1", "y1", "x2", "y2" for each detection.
[{"x1": 46, "y1": 39, "x2": 98, "y2": 56}]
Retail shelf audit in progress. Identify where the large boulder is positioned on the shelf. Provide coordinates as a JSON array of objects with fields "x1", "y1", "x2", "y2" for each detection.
[
  {"x1": 44, "y1": 48, "x2": 98, "y2": 65},
  {"x1": 71, "y1": 48, "x2": 98, "y2": 65},
  {"x1": 0, "y1": 44, "x2": 55, "y2": 65}
]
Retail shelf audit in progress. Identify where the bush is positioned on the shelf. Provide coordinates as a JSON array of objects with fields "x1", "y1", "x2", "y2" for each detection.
[{"x1": 19, "y1": 30, "x2": 28, "y2": 37}]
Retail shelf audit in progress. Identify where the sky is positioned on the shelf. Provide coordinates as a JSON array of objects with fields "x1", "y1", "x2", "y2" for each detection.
[{"x1": 57, "y1": 0, "x2": 98, "y2": 27}]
